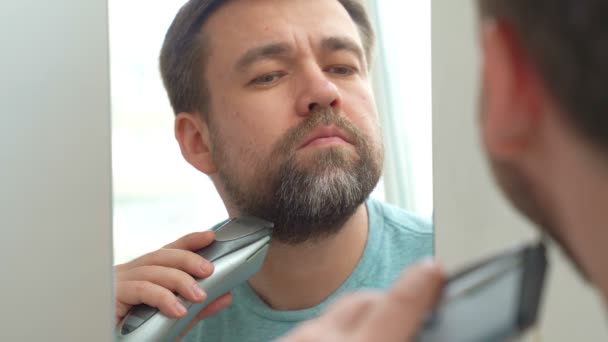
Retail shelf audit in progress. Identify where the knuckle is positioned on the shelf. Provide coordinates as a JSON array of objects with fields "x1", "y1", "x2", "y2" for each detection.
[
  {"x1": 173, "y1": 273, "x2": 196, "y2": 296},
  {"x1": 161, "y1": 293, "x2": 177, "y2": 307},
  {"x1": 145, "y1": 249, "x2": 166, "y2": 265},
  {"x1": 134, "y1": 281, "x2": 150, "y2": 295},
  {"x1": 188, "y1": 254, "x2": 205, "y2": 270}
]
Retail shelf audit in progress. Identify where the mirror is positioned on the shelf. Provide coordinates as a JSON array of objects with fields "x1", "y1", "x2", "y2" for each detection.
[
  {"x1": 110, "y1": 0, "x2": 432, "y2": 262},
  {"x1": 109, "y1": 0, "x2": 432, "y2": 339}
]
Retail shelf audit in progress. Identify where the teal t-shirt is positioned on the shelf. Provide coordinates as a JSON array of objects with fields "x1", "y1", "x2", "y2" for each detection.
[{"x1": 183, "y1": 198, "x2": 433, "y2": 342}]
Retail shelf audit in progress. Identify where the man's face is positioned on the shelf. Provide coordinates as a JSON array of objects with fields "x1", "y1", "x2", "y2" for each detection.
[{"x1": 201, "y1": 0, "x2": 383, "y2": 244}]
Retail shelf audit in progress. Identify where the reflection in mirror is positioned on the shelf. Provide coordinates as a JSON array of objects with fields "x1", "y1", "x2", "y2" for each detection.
[{"x1": 110, "y1": 0, "x2": 432, "y2": 340}]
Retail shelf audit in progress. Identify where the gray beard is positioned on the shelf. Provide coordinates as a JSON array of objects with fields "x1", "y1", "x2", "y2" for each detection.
[{"x1": 214, "y1": 109, "x2": 383, "y2": 245}]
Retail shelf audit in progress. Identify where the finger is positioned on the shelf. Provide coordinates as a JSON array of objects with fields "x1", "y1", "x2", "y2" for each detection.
[
  {"x1": 164, "y1": 231, "x2": 215, "y2": 250},
  {"x1": 361, "y1": 261, "x2": 444, "y2": 341},
  {"x1": 115, "y1": 280, "x2": 188, "y2": 319},
  {"x1": 275, "y1": 319, "x2": 336, "y2": 342},
  {"x1": 319, "y1": 291, "x2": 383, "y2": 328},
  {"x1": 117, "y1": 265, "x2": 207, "y2": 304},
  {"x1": 115, "y1": 301, "x2": 132, "y2": 326},
  {"x1": 177, "y1": 292, "x2": 233, "y2": 340},
  {"x1": 117, "y1": 248, "x2": 214, "y2": 278}
]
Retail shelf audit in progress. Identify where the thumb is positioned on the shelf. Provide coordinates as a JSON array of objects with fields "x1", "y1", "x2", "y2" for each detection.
[{"x1": 363, "y1": 260, "x2": 444, "y2": 341}]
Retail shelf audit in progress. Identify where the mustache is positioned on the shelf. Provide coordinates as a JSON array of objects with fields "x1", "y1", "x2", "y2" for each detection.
[{"x1": 273, "y1": 108, "x2": 365, "y2": 156}]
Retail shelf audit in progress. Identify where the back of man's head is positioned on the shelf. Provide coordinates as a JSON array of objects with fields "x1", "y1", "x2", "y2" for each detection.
[{"x1": 478, "y1": 0, "x2": 608, "y2": 155}]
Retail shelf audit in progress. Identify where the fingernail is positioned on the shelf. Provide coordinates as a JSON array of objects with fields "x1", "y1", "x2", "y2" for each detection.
[
  {"x1": 192, "y1": 283, "x2": 207, "y2": 299},
  {"x1": 175, "y1": 301, "x2": 187, "y2": 316},
  {"x1": 420, "y1": 258, "x2": 444, "y2": 278},
  {"x1": 200, "y1": 260, "x2": 213, "y2": 274}
]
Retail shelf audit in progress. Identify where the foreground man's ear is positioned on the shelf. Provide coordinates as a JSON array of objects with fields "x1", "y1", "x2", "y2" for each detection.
[
  {"x1": 174, "y1": 112, "x2": 218, "y2": 174},
  {"x1": 480, "y1": 20, "x2": 544, "y2": 161}
]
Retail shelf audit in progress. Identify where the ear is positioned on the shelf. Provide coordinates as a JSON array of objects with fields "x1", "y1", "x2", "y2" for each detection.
[
  {"x1": 174, "y1": 112, "x2": 218, "y2": 175},
  {"x1": 480, "y1": 20, "x2": 543, "y2": 161}
]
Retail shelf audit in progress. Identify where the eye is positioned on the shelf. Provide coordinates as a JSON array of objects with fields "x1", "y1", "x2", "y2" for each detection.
[
  {"x1": 326, "y1": 65, "x2": 357, "y2": 76},
  {"x1": 249, "y1": 71, "x2": 285, "y2": 86}
]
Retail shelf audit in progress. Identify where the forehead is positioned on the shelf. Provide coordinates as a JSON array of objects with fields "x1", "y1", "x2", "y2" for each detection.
[{"x1": 202, "y1": 0, "x2": 363, "y2": 59}]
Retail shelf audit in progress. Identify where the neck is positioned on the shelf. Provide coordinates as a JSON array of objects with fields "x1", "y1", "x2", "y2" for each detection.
[
  {"x1": 552, "y1": 156, "x2": 608, "y2": 303},
  {"x1": 246, "y1": 204, "x2": 369, "y2": 310},
  {"x1": 529, "y1": 116, "x2": 608, "y2": 304}
]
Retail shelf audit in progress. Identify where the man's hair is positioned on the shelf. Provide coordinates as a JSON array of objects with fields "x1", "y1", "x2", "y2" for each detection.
[
  {"x1": 477, "y1": 0, "x2": 608, "y2": 153},
  {"x1": 159, "y1": 0, "x2": 374, "y2": 120}
]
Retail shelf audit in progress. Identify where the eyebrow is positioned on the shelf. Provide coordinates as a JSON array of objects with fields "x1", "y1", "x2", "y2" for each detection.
[
  {"x1": 320, "y1": 36, "x2": 365, "y2": 66},
  {"x1": 235, "y1": 43, "x2": 291, "y2": 72},
  {"x1": 234, "y1": 36, "x2": 365, "y2": 72}
]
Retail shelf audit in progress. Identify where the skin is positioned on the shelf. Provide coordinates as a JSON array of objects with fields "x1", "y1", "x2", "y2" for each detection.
[{"x1": 115, "y1": 0, "x2": 384, "y2": 339}]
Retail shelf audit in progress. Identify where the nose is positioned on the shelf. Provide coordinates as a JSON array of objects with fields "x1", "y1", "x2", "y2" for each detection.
[{"x1": 295, "y1": 67, "x2": 342, "y2": 116}]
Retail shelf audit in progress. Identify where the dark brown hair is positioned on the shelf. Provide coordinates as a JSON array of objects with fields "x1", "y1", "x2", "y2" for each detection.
[
  {"x1": 478, "y1": 0, "x2": 608, "y2": 152},
  {"x1": 159, "y1": 0, "x2": 374, "y2": 120}
]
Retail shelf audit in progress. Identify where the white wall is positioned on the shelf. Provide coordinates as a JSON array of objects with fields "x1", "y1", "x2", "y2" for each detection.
[
  {"x1": 432, "y1": 1, "x2": 608, "y2": 341},
  {"x1": 0, "y1": 0, "x2": 113, "y2": 340}
]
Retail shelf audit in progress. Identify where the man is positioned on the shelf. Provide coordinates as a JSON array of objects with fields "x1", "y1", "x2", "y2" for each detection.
[
  {"x1": 114, "y1": 0, "x2": 433, "y2": 340},
  {"x1": 281, "y1": 0, "x2": 608, "y2": 340}
]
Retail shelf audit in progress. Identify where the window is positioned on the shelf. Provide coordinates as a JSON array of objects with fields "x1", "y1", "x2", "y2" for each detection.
[
  {"x1": 110, "y1": 0, "x2": 228, "y2": 263},
  {"x1": 366, "y1": 0, "x2": 433, "y2": 220}
]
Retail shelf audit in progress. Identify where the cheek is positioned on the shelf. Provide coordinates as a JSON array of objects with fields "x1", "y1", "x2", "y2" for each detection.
[
  {"x1": 239, "y1": 88, "x2": 295, "y2": 125},
  {"x1": 341, "y1": 80, "x2": 377, "y2": 114},
  {"x1": 342, "y1": 88, "x2": 381, "y2": 135},
  {"x1": 209, "y1": 77, "x2": 291, "y2": 164},
  {"x1": 213, "y1": 102, "x2": 289, "y2": 165},
  {"x1": 219, "y1": 116, "x2": 262, "y2": 160}
]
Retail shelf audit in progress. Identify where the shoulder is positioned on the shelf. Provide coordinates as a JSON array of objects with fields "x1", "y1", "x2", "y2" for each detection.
[
  {"x1": 367, "y1": 198, "x2": 433, "y2": 235},
  {"x1": 358, "y1": 198, "x2": 434, "y2": 286}
]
